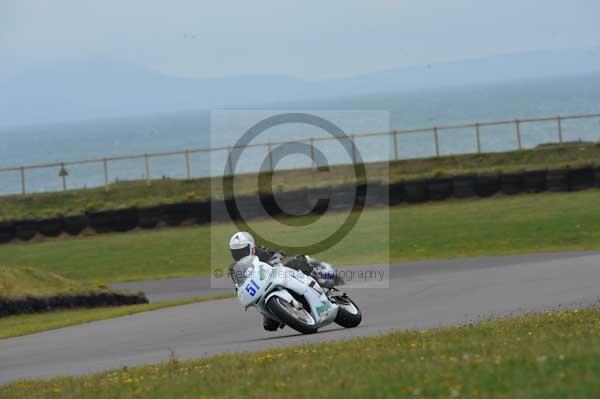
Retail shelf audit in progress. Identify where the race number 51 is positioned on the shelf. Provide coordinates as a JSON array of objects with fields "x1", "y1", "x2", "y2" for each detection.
[{"x1": 245, "y1": 280, "x2": 260, "y2": 296}]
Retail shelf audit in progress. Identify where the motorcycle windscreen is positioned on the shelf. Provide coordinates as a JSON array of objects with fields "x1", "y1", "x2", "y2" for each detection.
[{"x1": 231, "y1": 255, "x2": 258, "y2": 286}]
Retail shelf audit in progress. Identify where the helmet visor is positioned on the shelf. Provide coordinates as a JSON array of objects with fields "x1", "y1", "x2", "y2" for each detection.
[{"x1": 231, "y1": 245, "x2": 251, "y2": 261}]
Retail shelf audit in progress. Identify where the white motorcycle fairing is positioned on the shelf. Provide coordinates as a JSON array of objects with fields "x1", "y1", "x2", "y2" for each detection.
[{"x1": 235, "y1": 256, "x2": 339, "y2": 328}]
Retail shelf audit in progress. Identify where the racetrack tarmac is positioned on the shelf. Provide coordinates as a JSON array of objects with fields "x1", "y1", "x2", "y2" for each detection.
[{"x1": 1, "y1": 251, "x2": 599, "y2": 384}]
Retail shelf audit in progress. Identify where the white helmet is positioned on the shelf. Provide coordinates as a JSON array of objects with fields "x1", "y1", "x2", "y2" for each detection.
[{"x1": 229, "y1": 231, "x2": 256, "y2": 261}]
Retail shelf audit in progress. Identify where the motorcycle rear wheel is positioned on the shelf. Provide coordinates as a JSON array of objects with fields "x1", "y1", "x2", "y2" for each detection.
[{"x1": 267, "y1": 296, "x2": 318, "y2": 334}]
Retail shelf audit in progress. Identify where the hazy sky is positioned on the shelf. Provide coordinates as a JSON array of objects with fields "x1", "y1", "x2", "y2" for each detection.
[{"x1": 1, "y1": 0, "x2": 599, "y2": 80}]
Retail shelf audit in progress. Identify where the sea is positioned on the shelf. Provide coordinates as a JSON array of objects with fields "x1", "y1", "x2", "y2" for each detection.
[{"x1": 1, "y1": 73, "x2": 599, "y2": 195}]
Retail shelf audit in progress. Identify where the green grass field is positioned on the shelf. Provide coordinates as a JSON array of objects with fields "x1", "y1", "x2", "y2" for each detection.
[
  {"x1": 0, "y1": 265, "x2": 171, "y2": 339},
  {"x1": 2, "y1": 306, "x2": 598, "y2": 398},
  {"x1": 0, "y1": 189, "x2": 599, "y2": 284},
  {"x1": 0, "y1": 294, "x2": 233, "y2": 340},
  {"x1": 0, "y1": 265, "x2": 111, "y2": 300},
  {"x1": 1, "y1": 142, "x2": 598, "y2": 221}
]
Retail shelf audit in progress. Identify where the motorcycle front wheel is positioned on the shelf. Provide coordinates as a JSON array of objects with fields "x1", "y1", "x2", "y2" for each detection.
[
  {"x1": 331, "y1": 295, "x2": 362, "y2": 328},
  {"x1": 267, "y1": 296, "x2": 318, "y2": 334}
]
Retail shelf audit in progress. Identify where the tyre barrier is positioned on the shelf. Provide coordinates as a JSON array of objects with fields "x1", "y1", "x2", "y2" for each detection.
[
  {"x1": 272, "y1": 190, "x2": 312, "y2": 216},
  {"x1": 361, "y1": 182, "x2": 386, "y2": 207},
  {"x1": 475, "y1": 174, "x2": 501, "y2": 197},
  {"x1": 210, "y1": 199, "x2": 232, "y2": 223},
  {"x1": 265, "y1": 183, "x2": 383, "y2": 215},
  {"x1": 329, "y1": 184, "x2": 358, "y2": 210},
  {"x1": 307, "y1": 186, "x2": 332, "y2": 214},
  {"x1": 427, "y1": 178, "x2": 453, "y2": 201},
  {"x1": 404, "y1": 179, "x2": 428, "y2": 203},
  {"x1": 522, "y1": 170, "x2": 547, "y2": 193},
  {"x1": 258, "y1": 194, "x2": 280, "y2": 218},
  {"x1": 190, "y1": 200, "x2": 211, "y2": 224},
  {"x1": 37, "y1": 217, "x2": 64, "y2": 237},
  {"x1": 15, "y1": 220, "x2": 38, "y2": 241},
  {"x1": 546, "y1": 169, "x2": 570, "y2": 192},
  {"x1": 86, "y1": 211, "x2": 114, "y2": 233},
  {"x1": 88, "y1": 209, "x2": 139, "y2": 233},
  {"x1": 501, "y1": 173, "x2": 524, "y2": 195},
  {"x1": 569, "y1": 167, "x2": 595, "y2": 191},
  {"x1": 137, "y1": 206, "x2": 163, "y2": 229},
  {"x1": 452, "y1": 175, "x2": 478, "y2": 198},
  {"x1": 0, "y1": 222, "x2": 15, "y2": 244},
  {"x1": 0, "y1": 291, "x2": 148, "y2": 318},
  {"x1": 236, "y1": 195, "x2": 268, "y2": 220},
  {"x1": 63, "y1": 214, "x2": 89, "y2": 235},
  {"x1": 3, "y1": 168, "x2": 600, "y2": 245},
  {"x1": 388, "y1": 181, "x2": 406, "y2": 205},
  {"x1": 161, "y1": 203, "x2": 194, "y2": 226}
]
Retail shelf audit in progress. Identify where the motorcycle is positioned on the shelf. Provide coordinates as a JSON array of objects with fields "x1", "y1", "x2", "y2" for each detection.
[
  {"x1": 233, "y1": 255, "x2": 362, "y2": 334},
  {"x1": 305, "y1": 256, "x2": 346, "y2": 287}
]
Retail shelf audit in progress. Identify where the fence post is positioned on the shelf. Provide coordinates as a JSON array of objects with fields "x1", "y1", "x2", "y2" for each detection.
[
  {"x1": 350, "y1": 135, "x2": 357, "y2": 164},
  {"x1": 59, "y1": 163, "x2": 67, "y2": 191},
  {"x1": 433, "y1": 127, "x2": 440, "y2": 157},
  {"x1": 227, "y1": 147, "x2": 233, "y2": 175},
  {"x1": 475, "y1": 123, "x2": 482, "y2": 153},
  {"x1": 144, "y1": 154, "x2": 150, "y2": 185},
  {"x1": 103, "y1": 159, "x2": 109, "y2": 191},
  {"x1": 392, "y1": 131, "x2": 399, "y2": 161},
  {"x1": 20, "y1": 167, "x2": 26, "y2": 195},
  {"x1": 557, "y1": 116, "x2": 563, "y2": 143},
  {"x1": 184, "y1": 149, "x2": 191, "y2": 179},
  {"x1": 267, "y1": 142, "x2": 274, "y2": 172},
  {"x1": 515, "y1": 119, "x2": 522, "y2": 150}
]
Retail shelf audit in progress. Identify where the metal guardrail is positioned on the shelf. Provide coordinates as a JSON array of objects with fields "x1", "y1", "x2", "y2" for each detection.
[{"x1": 2, "y1": 112, "x2": 599, "y2": 195}]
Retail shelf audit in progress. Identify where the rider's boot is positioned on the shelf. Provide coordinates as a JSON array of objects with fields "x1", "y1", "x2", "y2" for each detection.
[{"x1": 263, "y1": 315, "x2": 280, "y2": 331}]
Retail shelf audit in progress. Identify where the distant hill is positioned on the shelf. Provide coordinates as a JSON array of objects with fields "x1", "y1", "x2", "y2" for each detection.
[{"x1": 1, "y1": 47, "x2": 600, "y2": 127}]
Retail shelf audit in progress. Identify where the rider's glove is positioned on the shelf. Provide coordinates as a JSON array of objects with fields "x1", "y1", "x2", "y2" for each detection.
[{"x1": 267, "y1": 253, "x2": 284, "y2": 266}]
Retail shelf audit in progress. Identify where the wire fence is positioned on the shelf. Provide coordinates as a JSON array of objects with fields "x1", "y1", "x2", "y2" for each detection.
[{"x1": 1, "y1": 112, "x2": 599, "y2": 196}]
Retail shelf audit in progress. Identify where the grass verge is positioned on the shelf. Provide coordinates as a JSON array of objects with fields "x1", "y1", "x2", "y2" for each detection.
[
  {"x1": 0, "y1": 293, "x2": 233, "y2": 340},
  {"x1": 2, "y1": 306, "x2": 599, "y2": 398},
  {"x1": 0, "y1": 189, "x2": 599, "y2": 283},
  {"x1": 1, "y1": 142, "x2": 599, "y2": 221},
  {"x1": 0, "y1": 265, "x2": 117, "y2": 299}
]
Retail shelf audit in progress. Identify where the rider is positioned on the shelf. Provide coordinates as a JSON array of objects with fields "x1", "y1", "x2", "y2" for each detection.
[{"x1": 228, "y1": 231, "x2": 313, "y2": 331}]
